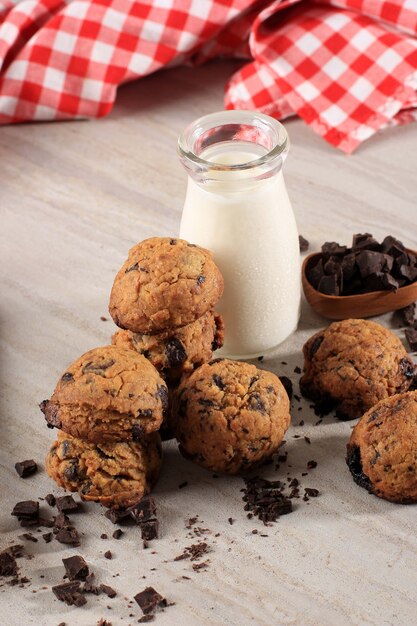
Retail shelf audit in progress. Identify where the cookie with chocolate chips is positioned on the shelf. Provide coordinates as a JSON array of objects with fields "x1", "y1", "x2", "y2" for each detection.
[
  {"x1": 46, "y1": 431, "x2": 161, "y2": 509},
  {"x1": 300, "y1": 319, "x2": 416, "y2": 420},
  {"x1": 109, "y1": 237, "x2": 224, "y2": 334},
  {"x1": 347, "y1": 390, "x2": 417, "y2": 503},
  {"x1": 172, "y1": 359, "x2": 291, "y2": 474},
  {"x1": 40, "y1": 345, "x2": 168, "y2": 443},
  {"x1": 112, "y1": 310, "x2": 224, "y2": 383}
]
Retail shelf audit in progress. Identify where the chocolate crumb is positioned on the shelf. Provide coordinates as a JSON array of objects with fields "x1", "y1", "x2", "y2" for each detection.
[
  {"x1": 104, "y1": 550, "x2": 112, "y2": 560},
  {"x1": 101, "y1": 533, "x2": 108, "y2": 539},
  {"x1": 304, "y1": 436, "x2": 311, "y2": 445},
  {"x1": 45, "y1": 494, "x2": 56, "y2": 507},
  {"x1": 55, "y1": 526, "x2": 80, "y2": 546},
  {"x1": 19, "y1": 533, "x2": 38, "y2": 543},
  {"x1": 100, "y1": 583, "x2": 117, "y2": 598},
  {"x1": 307, "y1": 460, "x2": 318, "y2": 470},
  {"x1": 100, "y1": 316, "x2": 108, "y2": 322},
  {"x1": 42, "y1": 532, "x2": 53, "y2": 543},
  {"x1": 294, "y1": 366, "x2": 301, "y2": 374},
  {"x1": 112, "y1": 529, "x2": 123, "y2": 540}
]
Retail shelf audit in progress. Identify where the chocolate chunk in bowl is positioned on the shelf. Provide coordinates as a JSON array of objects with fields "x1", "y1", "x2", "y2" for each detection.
[{"x1": 302, "y1": 233, "x2": 417, "y2": 319}]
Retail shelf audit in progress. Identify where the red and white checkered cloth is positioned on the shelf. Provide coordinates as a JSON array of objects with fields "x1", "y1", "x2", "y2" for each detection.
[{"x1": 0, "y1": 0, "x2": 416, "y2": 152}]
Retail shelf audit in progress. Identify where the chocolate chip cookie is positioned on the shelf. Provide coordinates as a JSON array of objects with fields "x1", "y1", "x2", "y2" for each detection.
[
  {"x1": 300, "y1": 319, "x2": 416, "y2": 420},
  {"x1": 172, "y1": 359, "x2": 291, "y2": 474},
  {"x1": 40, "y1": 345, "x2": 168, "y2": 443},
  {"x1": 346, "y1": 390, "x2": 417, "y2": 503},
  {"x1": 112, "y1": 310, "x2": 224, "y2": 383},
  {"x1": 109, "y1": 237, "x2": 224, "y2": 334},
  {"x1": 46, "y1": 431, "x2": 162, "y2": 509}
]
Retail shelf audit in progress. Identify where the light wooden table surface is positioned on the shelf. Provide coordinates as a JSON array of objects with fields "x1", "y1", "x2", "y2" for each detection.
[{"x1": 1, "y1": 60, "x2": 417, "y2": 626}]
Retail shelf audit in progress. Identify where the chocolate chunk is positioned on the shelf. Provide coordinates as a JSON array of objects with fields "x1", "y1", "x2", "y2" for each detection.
[
  {"x1": 309, "y1": 335, "x2": 324, "y2": 358},
  {"x1": 141, "y1": 520, "x2": 159, "y2": 541},
  {"x1": 100, "y1": 583, "x2": 117, "y2": 598},
  {"x1": 351, "y1": 233, "x2": 378, "y2": 251},
  {"x1": 317, "y1": 274, "x2": 339, "y2": 296},
  {"x1": 129, "y1": 496, "x2": 157, "y2": 524},
  {"x1": 356, "y1": 250, "x2": 391, "y2": 278},
  {"x1": 125, "y1": 262, "x2": 139, "y2": 273},
  {"x1": 307, "y1": 460, "x2": 317, "y2": 469},
  {"x1": 304, "y1": 488, "x2": 319, "y2": 498},
  {"x1": 82, "y1": 359, "x2": 115, "y2": 375},
  {"x1": 346, "y1": 444, "x2": 373, "y2": 493},
  {"x1": 0, "y1": 552, "x2": 18, "y2": 577},
  {"x1": 104, "y1": 550, "x2": 112, "y2": 560},
  {"x1": 248, "y1": 393, "x2": 265, "y2": 413},
  {"x1": 364, "y1": 272, "x2": 399, "y2": 292},
  {"x1": 19, "y1": 533, "x2": 38, "y2": 542},
  {"x1": 45, "y1": 494, "x2": 56, "y2": 507},
  {"x1": 55, "y1": 526, "x2": 80, "y2": 546},
  {"x1": 322, "y1": 241, "x2": 347, "y2": 258},
  {"x1": 307, "y1": 258, "x2": 324, "y2": 289},
  {"x1": 11, "y1": 500, "x2": 39, "y2": 519},
  {"x1": 397, "y1": 303, "x2": 416, "y2": 327},
  {"x1": 14, "y1": 459, "x2": 38, "y2": 478},
  {"x1": 156, "y1": 385, "x2": 169, "y2": 416},
  {"x1": 56, "y1": 495, "x2": 78, "y2": 513},
  {"x1": 213, "y1": 374, "x2": 225, "y2": 390},
  {"x1": 112, "y1": 529, "x2": 123, "y2": 540},
  {"x1": 398, "y1": 264, "x2": 417, "y2": 282},
  {"x1": 52, "y1": 581, "x2": 87, "y2": 607},
  {"x1": 299, "y1": 235, "x2": 309, "y2": 252},
  {"x1": 132, "y1": 424, "x2": 145, "y2": 441},
  {"x1": 399, "y1": 356, "x2": 417, "y2": 378},
  {"x1": 196, "y1": 275, "x2": 205, "y2": 285},
  {"x1": 134, "y1": 587, "x2": 167, "y2": 614},
  {"x1": 54, "y1": 512, "x2": 71, "y2": 529},
  {"x1": 61, "y1": 372, "x2": 74, "y2": 383},
  {"x1": 138, "y1": 617, "x2": 155, "y2": 623},
  {"x1": 198, "y1": 398, "x2": 214, "y2": 407},
  {"x1": 104, "y1": 508, "x2": 131, "y2": 524},
  {"x1": 405, "y1": 328, "x2": 417, "y2": 352},
  {"x1": 64, "y1": 461, "x2": 79, "y2": 481},
  {"x1": 278, "y1": 376, "x2": 293, "y2": 400},
  {"x1": 63, "y1": 555, "x2": 89, "y2": 581},
  {"x1": 39, "y1": 400, "x2": 62, "y2": 429},
  {"x1": 165, "y1": 337, "x2": 187, "y2": 367},
  {"x1": 381, "y1": 235, "x2": 405, "y2": 255}
]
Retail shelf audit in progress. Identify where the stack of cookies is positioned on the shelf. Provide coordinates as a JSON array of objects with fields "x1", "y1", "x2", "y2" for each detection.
[
  {"x1": 109, "y1": 237, "x2": 225, "y2": 434},
  {"x1": 41, "y1": 345, "x2": 168, "y2": 509},
  {"x1": 41, "y1": 237, "x2": 225, "y2": 509}
]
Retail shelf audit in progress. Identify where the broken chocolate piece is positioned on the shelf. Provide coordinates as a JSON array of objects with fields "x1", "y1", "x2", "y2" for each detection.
[
  {"x1": 45, "y1": 494, "x2": 56, "y2": 507},
  {"x1": 63, "y1": 555, "x2": 89, "y2": 581},
  {"x1": 128, "y1": 497, "x2": 157, "y2": 524},
  {"x1": 55, "y1": 526, "x2": 80, "y2": 546},
  {"x1": 112, "y1": 529, "x2": 123, "y2": 540},
  {"x1": 134, "y1": 587, "x2": 167, "y2": 615},
  {"x1": 317, "y1": 274, "x2": 339, "y2": 296},
  {"x1": 56, "y1": 495, "x2": 78, "y2": 513},
  {"x1": 0, "y1": 552, "x2": 18, "y2": 577},
  {"x1": 11, "y1": 501, "x2": 39, "y2": 519},
  {"x1": 52, "y1": 581, "x2": 87, "y2": 607},
  {"x1": 405, "y1": 327, "x2": 417, "y2": 352},
  {"x1": 141, "y1": 520, "x2": 159, "y2": 541},
  {"x1": 104, "y1": 508, "x2": 131, "y2": 524},
  {"x1": 15, "y1": 459, "x2": 38, "y2": 478},
  {"x1": 104, "y1": 550, "x2": 112, "y2": 560},
  {"x1": 299, "y1": 235, "x2": 309, "y2": 252},
  {"x1": 100, "y1": 583, "x2": 117, "y2": 598}
]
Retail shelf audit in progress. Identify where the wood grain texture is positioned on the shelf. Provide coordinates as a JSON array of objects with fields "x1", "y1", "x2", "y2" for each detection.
[{"x1": 1, "y1": 60, "x2": 417, "y2": 626}]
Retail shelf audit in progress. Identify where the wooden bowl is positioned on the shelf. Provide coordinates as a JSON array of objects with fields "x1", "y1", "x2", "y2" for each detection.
[{"x1": 302, "y1": 251, "x2": 417, "y2": 320}]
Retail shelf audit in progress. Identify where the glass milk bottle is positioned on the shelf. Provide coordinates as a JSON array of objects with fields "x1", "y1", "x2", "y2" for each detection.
[{"x1": 178, "y1": 110, "x2": 300, "y2": 359}]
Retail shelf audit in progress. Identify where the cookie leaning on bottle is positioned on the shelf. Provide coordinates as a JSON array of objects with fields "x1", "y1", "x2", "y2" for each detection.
[
  {"x1": 109, "y1": 237, "x2": 224, "y2": 334},
  {"x1": 40, "y1": 345, "x2": 168, "y2": 443}
]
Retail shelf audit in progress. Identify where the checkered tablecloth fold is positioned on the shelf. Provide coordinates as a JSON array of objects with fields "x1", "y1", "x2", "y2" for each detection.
[{"x1": 0, "y1": 0, "x2": 416, "y2": 152}]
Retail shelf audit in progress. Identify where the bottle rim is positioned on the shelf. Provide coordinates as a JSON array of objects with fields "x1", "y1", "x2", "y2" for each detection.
[{"x1": 178, "y1": 110, "x2": 289, "y2": 174}]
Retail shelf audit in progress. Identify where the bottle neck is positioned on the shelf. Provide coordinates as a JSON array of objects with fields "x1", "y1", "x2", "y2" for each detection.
[{"x1": 178, "y1": 111, "x2": 289, "y2": 190}]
